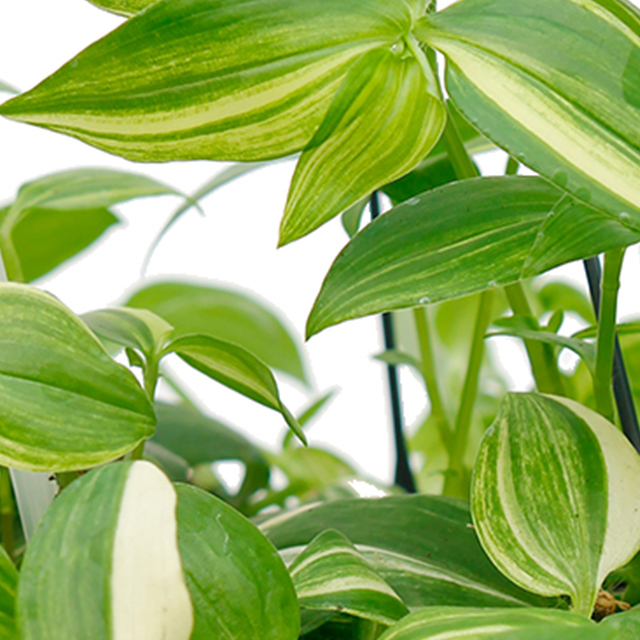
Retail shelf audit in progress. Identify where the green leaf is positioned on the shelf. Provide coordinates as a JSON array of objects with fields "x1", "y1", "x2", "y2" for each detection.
[
  {"x1": 601, "y1": 604, "x2": 640, "y2": 638},
  {"x1": 82, "y1": 307, "x2": 174, "y2": 359},
  {"x1": 282, "y1": 390, "x2": 337, "y2": 448},
  {"x1": 290, "y1": 529, "x2": 409, "y2": 626},
  {"x1": 303, "y1": 614, "x2": 385, "y2": 640},
  {"x1": 166, "y1": 334, "x2": 306, "y2": 444},
  {"x1": 262, "y1": 495, "x2": 557, "y2": 609},
  {"x1": 2, "y1": 205, "x2": 118, "y2": 283},
  {"x1": 0, "y1": 0, "x2": 418, "y2": 162},
  {"x1": 472, "y1": 394, "x2": 640, "y2": 616},
  {"x1": 86, "y1": 0, "x2": 156, "y2": 16},
  {"x1": 126, "y1": 281, "x2": 308, "y2": 384},
  {"x1": 376, "y1": 607, "x2": 604, "y2": 640},
  {"x1": 274, "y1": 447, "x2": 356, "y2": 490},
  {"x1": 0, "y1": 82, "x2": 18, "y2": 95},
  {"x1": 176, "y1": 484, "x2": 299, "y2": 640},
  {"x1": 0, "y1": 284, "x2": 155, "y2": 471},
  {"x1": 17, "y1": 461, "x2": 193, "y2": 640},
  {"x1": 307, "y1": 177, "x2": 640, "y2": 337},
  {"x1": 374, "y1": 350, "x2": 423, "y2": 372},
  {"x1": 341, "y1": 198, "x2": 369, "y2": 238},
  {"x1": 417, "y1": 0, "x2": 640, "y2": 226},
  {"x1": 0, "y1": 546, "x2": 17, "y2": 640},
  {"x1": 279, "y1": 44, "x2": 446, "y2": 244}
]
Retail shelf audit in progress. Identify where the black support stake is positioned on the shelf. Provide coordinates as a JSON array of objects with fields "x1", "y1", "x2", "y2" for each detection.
[
  {"x1": 583, "y1": 256, "x2": 640, "y2": 453},
  {"x1": 370, "y1": 192, "x2": 416, "y2": 492}
]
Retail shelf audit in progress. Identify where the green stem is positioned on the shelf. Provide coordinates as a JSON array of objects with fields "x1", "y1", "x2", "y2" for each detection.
[
  {"x1": 594, "y1": 249, "x2": 625, "y2": 422},
  {"x1": 0, "y1": 234, "x2": 23, "y2": 283},
  {"x1": 443, "y1": 290, "x2": 495, "y2": 497},
  {"x1": 0, "y1": 468, "x2": 14, "y2": 561},
  {"x1": 412, "y1": 308, "x2": 452, "y2": 450},
  {"x1": 503, "y1": 283, "x2": 565, "y2": 395},
  {"x1": 131, "y1": 354, "x2": 160, "y2": 461},
  {"x1": 442, "y1": 106, "x2": 479, "y2": 179},
  {"x1": 505, "y1": 156, "x2": 519, "y2": 176}
]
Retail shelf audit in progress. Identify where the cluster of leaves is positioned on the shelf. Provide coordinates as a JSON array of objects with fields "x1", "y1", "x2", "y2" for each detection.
[{"x1": 3, "y1": 0, "x2": 640, "y2": 638}]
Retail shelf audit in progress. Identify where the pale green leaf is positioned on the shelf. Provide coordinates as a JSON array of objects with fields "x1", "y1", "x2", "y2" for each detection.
[
  {"x1": 290, "y1": 529, "x2": 409, "y2": 626},
  {"x1": 166, "y1": 334, "x2": 306, "y2": 444},
  {"x1": 18, "y1": 461, "x2": 193, "y2": 640},
  {"x1": 280, "y1": 44, "x2": 446, "y2": 244},
  {"x1": 82, "y1": 307, "x2": 174, "y2": 359},
  {"x1": 307, "y1": 177, "x2": 640, "y2": 337},
  {"x1": 0, "y1": 546, "x2": 17, "y2": 640},
  {"x1": 472, "y1": 393, "x2": 640, "y2": 616},
  {"x1": 283, "y1": 390, "x2": 337, "y2": 448},
  {"x1": 263, "y1": 495, "x2": 557, "y2": 609},
  {"x1": 374, "y1": 350, "x2": 423, "y2": 372},
  {"x1": 418, "y1": 0, "x2": 640, "y2": 226},
  {"x1": 0, "y1": 284, "x2": 155, "y2": 471},
  {"x1": 0, "y1": 82, "x2": 18, "y2": 95},
  {"x1": 0, "y1": 0, "x2": 418, "y2": 162},
  {"x1": 127, "y1": 280, "x2": 307, "y2": 384},
  {"x1": 273, "y1": 447, "x2": 356, "y2": 490},
  {"x1": 176, "y1": 484, "x2": 299, "y2": 640},
  {"x1": 600, "y1": 604, "x2": 640, "y2": 638},
  {"x1": 86, "y1": 0, "x2": 156, "y2": 16}
]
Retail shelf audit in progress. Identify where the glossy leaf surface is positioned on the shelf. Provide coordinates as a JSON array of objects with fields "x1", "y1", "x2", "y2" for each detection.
[
  {"x1": 0, "y1": 284, "x2": 155, "y2": 471},
  {"x1": 0, "y1": 546, "x2": 17, "y2": 640},
  {"x1": 0, "y1": 0, "x2": 417, "y2": 162},
  {"x1": 290, "y1": 529, "x2": 408, "y2": 626},
  {"x1": 280, "y1": 45, "x2": 445, "y2": 244},
  {"x1": 18, "y1": 461, "x2": 193, "y2": 640},
  {"x1": 473, "y1": 394, "x2": 640, "y2": 616},
  {"x1": 263, "y1": 495, "x2": 556, "y2": 609},
  {"x1": 167, "y1": 334, "x2": 306, "y2": 443},
  {"x1": 419, "y1": 0, "x2": 640, "y2": 225},
  {"x1": 126, "y1": 281, "x2": 307, "y2": 383},
  {"x1": 176, "y1": 484, "x2": 299, "y2": 640},
  {"x1": 307, "y1": 177, "x2": 640, "y2": 336}
]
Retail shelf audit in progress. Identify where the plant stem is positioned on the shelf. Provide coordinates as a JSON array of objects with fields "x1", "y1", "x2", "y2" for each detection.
[
  {"x1": 131, "y1": 354, "x2": 160, "y2": 461},
  {"x1": 442, "y1": 108, "x2": 478, "y2": 180},
  {"x1": 0, "y1": 468, "x2": 14, "y2": 561},
  {"x1": 443, "y1": 290, "x2": 494, "y2": 497},
  {"x1": 412, "y1": 307, "x2": 452, "y2": 451},
  {"x1": 593, "y1": 249, "x2": 625, "y2": 423},
  {"x1": 505, "y1": 156, "x2": 519, "y2": 176},
  {"x1": 503, "y1": 283, "x2": 565, "y2": 395}
]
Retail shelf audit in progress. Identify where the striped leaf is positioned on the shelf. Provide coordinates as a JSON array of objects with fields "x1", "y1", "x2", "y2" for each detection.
[
  {"x1": 307, "y1": 176, "x2": 640, "y2": 337},
  {"x1": 17, "y1": 461, "x2": 193, "y2": 640},
  {"x1": 262, "y1": 495, "x2": 558, "y2": 609},
  {"x1": 417, "y1": 0, "x2": 640, "y2": 225},
  {"x1": 472, "y1": 394, "x2": 640, "y2": 616},
  {"x1": 166, "y1": 334, "x2": 306, "y2": 443},
  {"x1": 0, "y1": 545, "x2": 17, "y2": 640},
  {"x1": 176, "y1": 484, "x2": 299, "y2": 640},
  {"x1": 376, "y1": 607, "x2": 604, "y2": 640},
  {"x1": 280, "y1": 44, "x2": 445, "y2": 244},
  {"x1": 86, "y1": 0, "x2": 156, "y2": 16},
  {"x1": 290, "y1": 529, "x2": 409, "y2": 626},
  {"x1": 0, "y1": 0, "x2": 418, "y2": 163},
  {"x1": 0, "y1": 284, "x2": 155, "y2": 471}
]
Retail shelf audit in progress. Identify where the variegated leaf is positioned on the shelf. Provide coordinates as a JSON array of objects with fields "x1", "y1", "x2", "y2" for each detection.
[
  {"x1": 289, "y1": 529, "x2": 408, "y2": 627},
  {"x1": 86, "y1": 0, "x2": 156, "y2": 16},
  {"x1": 472, "y1": 394, "x2": 640, "y2": 616},
  {"x1": 417, "y1": 0, "x2": 640, "y2": 226}
]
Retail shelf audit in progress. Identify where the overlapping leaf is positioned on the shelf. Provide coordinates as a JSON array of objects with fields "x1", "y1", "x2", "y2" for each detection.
[
  {"x1": 307, "y1": 177, "x2": 640, "y2": 336},
  {"x1": 473, "y1": 394, "x2": 640, "y2": 616},
  {"x1": 0, "y1": 284, "x2": 155, "y2": 471},
  {"x1": 417, "y1": 0, "x2": 640, "y2": 225},
  {"x1": 0, "y1": 546, "x2": 17, "y2": 640}
]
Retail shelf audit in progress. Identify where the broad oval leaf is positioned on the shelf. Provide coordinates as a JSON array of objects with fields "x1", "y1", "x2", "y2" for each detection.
[
  {"x1": 290, "y1": 529, "x2": 409, "y2": 626},
  {"x1": 0, "y1": 545, "x2": 17, "y2": 640},
  {"x1": 307, "y1": 177, "x2": 640, "y2": 337},
  {"x1": 86, "y1": 0, "x2": 156, "y2": 16},
  {"x1": 279, "y1": 44, "x2": 446, "y2": 244},
  {"x1": 417, "y1": 0, "x2": 640, "y2": 225},
  {"x1": 377, "y1": 607, "x2": 605, "y2": 640},
  {"x1": 472, "y1": 393, "x2": 640, "y2": 616},
  {"x1": 0, "y1": 284, "x2": 155, "y2": 471},
  {"x1": 176, "y1": 484, "x2": 299, "y2": 640},
  {"x1": 0, "y1": 0, "x2": 418, "y2": 162},
  {"x1": 166, "y1": 334, "x2": 306, "y2": 443},
  {"x1": 262, "y1": 494, "x2": 558, "y2": 609},
  {"x1": 18, "y1": 461, "x2": 193, "y2": 640},
  {"x1": 126, "y1": 280, "x2": 307, "y2": 384}
]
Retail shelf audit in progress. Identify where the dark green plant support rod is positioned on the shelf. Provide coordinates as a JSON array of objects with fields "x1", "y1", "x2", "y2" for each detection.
[
  {"x1": 370, "y1": 192, "x2": 416, "y2": 493},
  {"x1": 584, "y1": 256, "x2": 640, "y2": 453}
]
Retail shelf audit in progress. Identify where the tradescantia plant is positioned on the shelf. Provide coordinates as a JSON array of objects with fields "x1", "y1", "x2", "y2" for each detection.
[{"x1": 4, "y1": 0, "x2": 640, "y2": 637}]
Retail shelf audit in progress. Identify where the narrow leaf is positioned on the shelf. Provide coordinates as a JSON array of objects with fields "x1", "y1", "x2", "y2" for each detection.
[
  {"x1": 166, "y1": 334, "x2": 306, "y2": 443},
  {"x1": 0, "y1": 0, "x2": 416, "y2": 162},
  {"x1": 0, "y1": 546, "x2": 17, "y2": 640},
  {"x1": 307, "y1": 177, "x2": 640, "y2": 337},
  {"x1": 17, "y1": 461, "x2": 193, "y2": 640},
  {"x1": 290, "y1": 529, "x2": 409, "y2": 626},
  {"x1": 0, "y1": 284, "x2": 155, "y2": 471},
  {"x1": 418, "y1": 0, "x2": 640, "y2": 226},
  {"x1": 280, "y1": 44, "x2": 446, "y2": 244},
  {"x1": 176, "y1": 484, "x2": 299, "y2": 640},
  {"x1": 0, "y1": 82, "x2": 18, "y2": 95}
]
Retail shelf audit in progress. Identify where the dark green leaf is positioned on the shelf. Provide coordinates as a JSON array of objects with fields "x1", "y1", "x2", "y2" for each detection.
[{"x1": 0, "y1": 546, "x2": 17, "y2": 640}]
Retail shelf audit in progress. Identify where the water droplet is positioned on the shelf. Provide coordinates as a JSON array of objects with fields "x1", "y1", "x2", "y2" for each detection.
[
  {"x1": 487, "y1": 280, "x2": 498, "y2": 288},
  {"x1": 390, "y1": 41, "x2": 406, "y2": 56},
  {"x1": 419, "y1": 296, "x2": 431, "y2": 305},
  {"x1": 619, "y1": 212, "x2": 631, "y2": 223},
  {"x1": 552, "y1": 170, "x2": 568, "y2": 189},
  {"x1": 406, "y1": 197, "x2": 420, "y2": 206}
]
